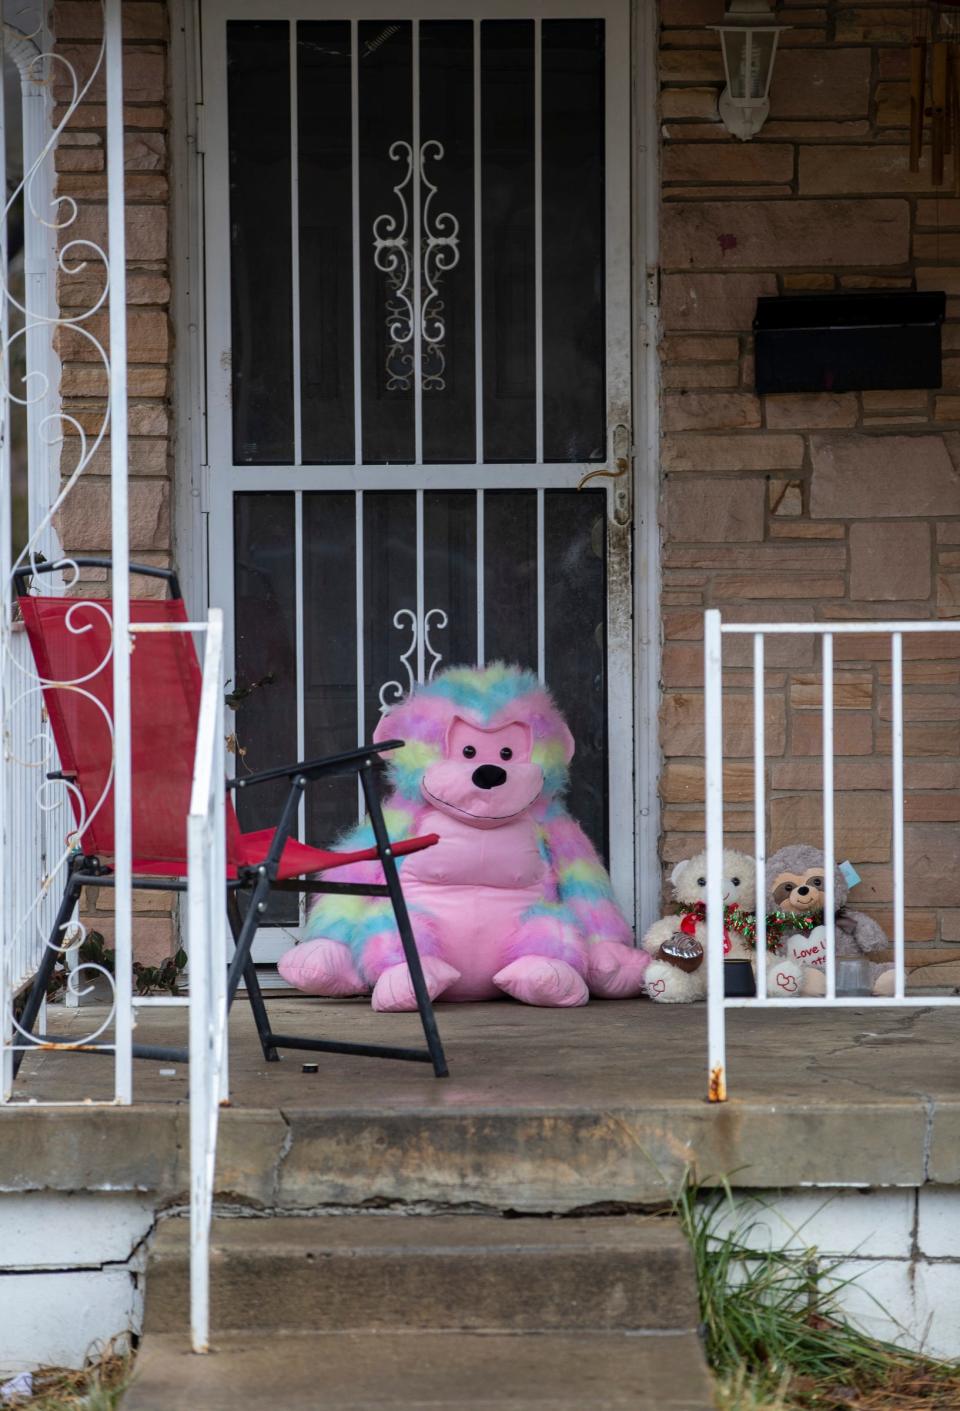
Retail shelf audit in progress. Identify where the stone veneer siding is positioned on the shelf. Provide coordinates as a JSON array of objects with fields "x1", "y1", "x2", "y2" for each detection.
[
  {"x1": 43, "y1": 0, "x2": 960, "y2": 954},
  {"x1": 658, "y1": 0, "x2": 960, "y2": 946},
  {"x1": 52, "y1": 0, "x2": 175, "y2": 962}
]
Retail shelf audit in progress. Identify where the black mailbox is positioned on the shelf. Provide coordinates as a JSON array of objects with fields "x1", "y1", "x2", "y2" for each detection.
[{"x1": 754, "y1": 290, "x2": 946, "y2": 395}]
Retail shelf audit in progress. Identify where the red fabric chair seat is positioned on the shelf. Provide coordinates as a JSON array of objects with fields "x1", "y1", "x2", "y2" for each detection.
[
  {"x1": 232, "y1": 828, "x2": 440, "y2": 881},
  {"x1": 129, "y1": 829, "x2": 439, "y2": 880}
]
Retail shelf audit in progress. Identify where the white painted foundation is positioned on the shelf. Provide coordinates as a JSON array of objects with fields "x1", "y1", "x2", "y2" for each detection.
[
  {"x1": 0, "y1": 1192, "x2": 154, "y2": 1374},
  {"x1": 713, "y1": 1187, "x2": 960, "y2": 1362}
]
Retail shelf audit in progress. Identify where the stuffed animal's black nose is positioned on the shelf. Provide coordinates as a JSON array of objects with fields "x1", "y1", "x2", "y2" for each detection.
[
  {"x1": 796, "y1": 885, "x2": 809, "y2": 896},
  {"x1": 472, "y1": 764, "x2": 507, "y2": 790}
]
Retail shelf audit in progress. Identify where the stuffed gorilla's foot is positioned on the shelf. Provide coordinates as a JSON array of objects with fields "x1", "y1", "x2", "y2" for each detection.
[
  {"x1": 277, "y1": 937, "x2": 367, "y2": 997},
  {"x1": 644, "y1": 957, "x2": 707, "y2": 1003},
  {"x1": 587, "y1": 940, "x2": 651, "y2": 999},
  {"x1": 371, "y1": 956, "x2": 461, "y2": 1013},
  {"x1": 492, "y1": 956, "x2": 589, "y2": 1007}
]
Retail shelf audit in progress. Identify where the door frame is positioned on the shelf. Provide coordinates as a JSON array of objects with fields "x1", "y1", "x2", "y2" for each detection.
[
  {"x1": 630, "y1": 0, "x2": 662, "y2": 933},
  {"x1": 170, "y1": 0, "x2": 662, "y2": 933}
]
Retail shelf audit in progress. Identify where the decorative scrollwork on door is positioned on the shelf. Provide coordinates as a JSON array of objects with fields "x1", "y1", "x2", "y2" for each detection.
[
  {"x1": 419, "y1": 141, "x2": 460, "y2": 391},
  {"x1": 372, "y1": 139, "x2": 460, "y2": 393},
  {"x1": 377, "y1": 605, "x2": 448, "y2": 713},
  {"x1": 377, "y1": 607, "x2": 417, "y2": 712},
  {"x1": 372, "y1": 141, "x2": 415, "y2": 392}
]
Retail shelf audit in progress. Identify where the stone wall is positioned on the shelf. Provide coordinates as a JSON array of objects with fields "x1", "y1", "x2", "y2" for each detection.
[
  {"x1": 52, "y1": 0, "x2": 174, "y2": 963},
  {"x1": 40, "y1": 0, "x2": 960, "y2": 957},
  {"x1": 659, "y1": 0, "x2": 960, "y2": 948}
]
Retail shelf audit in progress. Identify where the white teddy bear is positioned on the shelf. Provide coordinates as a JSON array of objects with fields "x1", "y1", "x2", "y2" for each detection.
[{"x1": 642, "y1": 848, "x2": 810, "y2": 1002}]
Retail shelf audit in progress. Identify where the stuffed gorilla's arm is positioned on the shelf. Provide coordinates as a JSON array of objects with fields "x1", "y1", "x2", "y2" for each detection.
[
  {"x1": 535, "y1": 806, "x2": 633, "y2": 947},
  {"x1": 534, "y1": 806, "x2": 649, "y2": 999}
]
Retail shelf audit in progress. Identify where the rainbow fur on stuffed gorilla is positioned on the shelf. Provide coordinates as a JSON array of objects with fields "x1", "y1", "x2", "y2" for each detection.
[{"x1": 278, "y1": 664, "x2": 649, "y2": 1010}]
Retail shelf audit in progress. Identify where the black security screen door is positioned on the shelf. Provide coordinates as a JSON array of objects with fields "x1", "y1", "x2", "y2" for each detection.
[{"x1": 203, "y1": 4, "x2": 634, "y2": 952}]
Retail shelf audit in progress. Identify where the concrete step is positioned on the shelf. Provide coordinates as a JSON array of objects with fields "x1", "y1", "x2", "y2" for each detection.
[
  {"x1": 123, "y1": 1330, "x2": 716, "y2": 1411},
  {"x1": 144, "y1": 1214, "x2": 700, "y2": 1335}
]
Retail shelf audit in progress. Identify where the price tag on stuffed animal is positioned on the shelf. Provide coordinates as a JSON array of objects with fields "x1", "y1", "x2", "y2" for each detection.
[{"x1": 786, "y1": 925, "x2": 827, "y2": 970}]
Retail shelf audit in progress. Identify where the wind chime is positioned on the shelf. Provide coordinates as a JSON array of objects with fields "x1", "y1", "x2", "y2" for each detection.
[{"x1": 910, "y1": 4, "x2": 960, "y2": 192}]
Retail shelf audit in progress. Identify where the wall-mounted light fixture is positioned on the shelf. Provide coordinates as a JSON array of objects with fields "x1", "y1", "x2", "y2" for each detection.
[{"x1": 711, "y1": 0, "x2": 790, "y2": 141}]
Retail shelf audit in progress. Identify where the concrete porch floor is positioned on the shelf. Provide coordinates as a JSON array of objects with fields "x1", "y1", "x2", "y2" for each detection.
[{"x1": 4, "y1": 997, "x2": 959, "y2": 1208}]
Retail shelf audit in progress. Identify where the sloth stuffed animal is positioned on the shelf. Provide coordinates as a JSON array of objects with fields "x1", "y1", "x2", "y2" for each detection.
[
  {"x1": 765, "y1": 845, "x2": 895, "y2": 997},
  {"x1": 278, "y1": 664, "x2": 649, "y2": 1009}
]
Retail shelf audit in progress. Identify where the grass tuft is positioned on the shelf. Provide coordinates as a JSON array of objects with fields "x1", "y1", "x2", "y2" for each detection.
[
  {"x1": 2, "y1": 1343, "x2": 130, "y2": 1411},
  {"x1": 675, "y1": 1177, "x2": 960, "y2": 1410}
]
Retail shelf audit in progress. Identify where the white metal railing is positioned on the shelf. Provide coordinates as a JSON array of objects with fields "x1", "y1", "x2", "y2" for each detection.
[
  {"x1": 2, "y1": 629, "x2": 73, "y2": 1008},
  {"x1": 0, "y1": 0, "x2": 135, "y2": 1103},
  {"x1": 186, "y1": 608, "x2": 229, "y2": 1354},
  {"x1": 105, "y1": 0, "x2": 134, "y2": 1104},
  {"x1": 125, "y1": 610, "x2": 230, "y2": 1349},
  {"x1": 705, "y1": 610, "x2": 960, "y2": 1102}
]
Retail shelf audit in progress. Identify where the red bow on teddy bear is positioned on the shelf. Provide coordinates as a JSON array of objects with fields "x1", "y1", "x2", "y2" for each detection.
[{"x1": 677, "y1": 902, "x2": 751, "y2": 956}]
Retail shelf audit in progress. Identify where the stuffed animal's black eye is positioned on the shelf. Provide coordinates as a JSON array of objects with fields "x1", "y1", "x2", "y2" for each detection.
[
  {"x1": 697, "y1": 877, "x2": 706, "y2": 888},
  {"x1": 500, "y1": 747, "x2": 513, "y2": 761},
  {"x1": 731, "y1": 876, "x2": 740, "y2": 887},
  {"x1": 462, "y1": 745, "x2": 477, "y2": 759}
]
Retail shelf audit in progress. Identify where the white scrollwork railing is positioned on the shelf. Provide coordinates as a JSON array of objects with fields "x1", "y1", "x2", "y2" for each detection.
[
  {"x1": 3, "y1": 630, "x2": 72, "y2": 1007},
  {"x1": 0, "y1": 0, "x2": 134, "y2": 1102},
  {"x1": 372, "y1": 139, "x2": 460, "y2": 393}
]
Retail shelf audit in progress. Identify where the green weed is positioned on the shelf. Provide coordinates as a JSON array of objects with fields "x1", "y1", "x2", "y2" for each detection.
[{"x1": 675, "y1": 1177, "x2": 960, "y2": 1410}]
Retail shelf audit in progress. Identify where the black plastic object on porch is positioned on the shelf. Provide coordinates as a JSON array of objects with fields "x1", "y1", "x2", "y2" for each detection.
[
  {"x1": 723, "y1": 958, "x2": 756, "y2": 999},
  {"x1": 753, "y1": 290, "x2": 946, "y2": 394}
]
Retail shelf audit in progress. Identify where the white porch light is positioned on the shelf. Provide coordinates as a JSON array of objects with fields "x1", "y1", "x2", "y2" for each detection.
[{"x1": 711, "y1": 0, "x2": 790, "y2": 141}]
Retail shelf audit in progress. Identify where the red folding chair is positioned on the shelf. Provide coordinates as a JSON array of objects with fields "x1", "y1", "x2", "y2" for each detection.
[{"x1": 12, "y1": 558, "x2": 448, "y2": 1079}]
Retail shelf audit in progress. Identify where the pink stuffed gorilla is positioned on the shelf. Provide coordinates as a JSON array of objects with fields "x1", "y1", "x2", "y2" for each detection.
[{"x1": 278, "y1": 664, "x2": 648, "y2": 1010}]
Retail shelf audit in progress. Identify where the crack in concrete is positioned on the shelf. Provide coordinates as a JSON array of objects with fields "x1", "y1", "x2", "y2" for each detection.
[
  {"x1": 810, "y1": 1008, "x2": 925, "y2": 1063},
  {"x1": 0, "y1": 1246, "x2": 149, "y2": 1276},
  {"x1": 128, "y1": 1220, "x2": 158, "y2": 1265},
  {"x1": 272, "y1": 1109, "x2": 295, "y2": 1205},
  {"x1": 167, "y1": 1198, "x2": 676, "y2": 1221},
  {"x1": 848, "y1": 1009, "x2": 924, "y2": 1046},
  {"x1": 920, "y1": 1094, "x2": 936, "y2": 1184}
]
